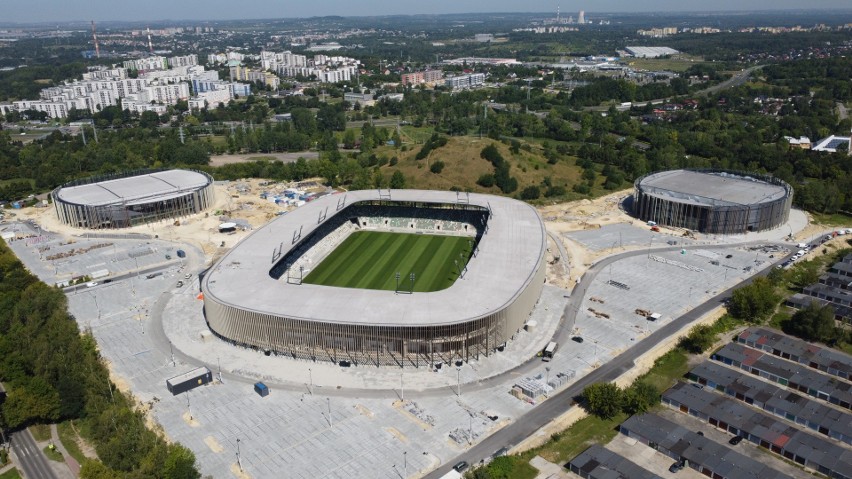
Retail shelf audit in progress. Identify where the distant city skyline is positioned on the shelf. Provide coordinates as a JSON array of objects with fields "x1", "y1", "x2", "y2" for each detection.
[{"x1": 3, "y1": 0, "x2": 851, "y2": 23}]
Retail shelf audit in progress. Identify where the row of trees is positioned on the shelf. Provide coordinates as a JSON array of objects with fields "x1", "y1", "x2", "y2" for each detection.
[
  {"x1": 0, "y1": 242, "x2": 200, "y2": 478},
  {"x1": 581, "y1": 381, "x2": 660, "y2": 420}
]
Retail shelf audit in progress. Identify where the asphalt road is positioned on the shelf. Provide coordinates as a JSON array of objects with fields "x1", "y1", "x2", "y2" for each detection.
[
  {"x1": 10, "y1": 428, "x2": 58, "y2": 479},
  {"x1": 424, "y1": 241, "x2": 783, "y2": 478},
  {"x1": 582, "y1": 65, "x2": 764, "y2": 113}
]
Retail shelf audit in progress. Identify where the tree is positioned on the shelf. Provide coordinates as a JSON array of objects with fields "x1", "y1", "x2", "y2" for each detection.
[
  {"x1": 728, "y1": 277, "x2": 779, "y2": 322},
  {"x1": 679, "y1": 324, "x2": 717, "y2": 354},
  {"x1": 520, "y1": 185, "x2": 540, "y2": 200},
  {"x1": 477, "y1": 174, "x2": 495, "y2": 188},
  {"x1": 784, "y1": 301, "x2": 836, "y2": 342},
  {"x1": 581, "y1": 382, "x2": 623, "y2": 419},
  {"x1": 1, "y1": 376, "x2": 61, "y2": 428},
  {"x1": 622, "y1": 381, "x2": 659, "y2": 415},
  {"x1": 390, "y1": 170, "x2": 406, "y2": 189},
  {"x1": 162, "y1": 444, "x2": 200, "y2": 479},
  {"x1": 430, "y1": 160, "x2": 445, "y2": 174}
]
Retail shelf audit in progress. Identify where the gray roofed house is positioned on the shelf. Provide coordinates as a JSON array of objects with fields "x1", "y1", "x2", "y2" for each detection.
[
  {"x1": 688, "y1": 361, "x2": 852, "y2": 444},
  {"x1": 619, "y1": 413, "x2": 794, "y2": 479},
  {"x1": 568, "y1": 445, "x2": 662, "y2": 479},
  {"x1": 737, "y1": 327, "x2": 852, "y2": 380},
  {"x1": 713, "y1": 342, "x2": 852, "y2": 409},
  {"x1": 662, "y1": 382, "x2": 852, "y2": 479}
]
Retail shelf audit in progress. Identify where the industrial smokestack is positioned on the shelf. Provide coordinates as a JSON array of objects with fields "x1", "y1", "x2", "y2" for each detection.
[{"x1": 91, "y1": 21, "x2": 100, "y2": 59}]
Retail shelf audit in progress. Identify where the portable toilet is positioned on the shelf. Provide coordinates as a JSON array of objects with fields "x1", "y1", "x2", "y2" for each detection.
[{"x1": 254, "y1": 382, "x2": 269, "y2": 397}]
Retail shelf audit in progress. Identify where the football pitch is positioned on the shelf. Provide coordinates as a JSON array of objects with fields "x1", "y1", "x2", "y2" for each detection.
[{"x1": 303, "y1": 231, "x2": 474, "y2": 292}]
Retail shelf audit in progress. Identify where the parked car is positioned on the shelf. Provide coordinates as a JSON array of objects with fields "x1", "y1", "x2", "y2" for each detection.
[
  {"x1": 453, "y1": 461, "x2": 469, "y2": 472},
  {"x1": 571, "y1": 336, "x2": 584, "y2": 343},
  {"x1": 729, "y1": 436, "x2": 744, "y2": 445},
  {"x1": 669, "y1": 461, "x2": 684, "y2": 473}
]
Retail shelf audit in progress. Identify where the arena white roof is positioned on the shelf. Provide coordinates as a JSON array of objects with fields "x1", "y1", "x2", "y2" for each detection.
[
  {"x1": 203, "y1": 190, "x2": 546, "y2": 327},
  {"x1": 56, "y1": 170, "x2": 210, "y2": 206},
  {"x1": 639, "y1": 170, "x2": 788, "y2": 207}
]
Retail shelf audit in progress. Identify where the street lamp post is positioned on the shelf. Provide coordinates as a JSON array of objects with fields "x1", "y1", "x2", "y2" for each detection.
[
  {"x1": 236, "y1": 438, "x2": 242, "y2": 471},
  {"x1": 327, "y1": 397, "x2": 333, "y2": 428},
  {"x1": 395, "y1": 272, "x2": 400, "y2": 293},
  {"x1": 404, "y1": 451, "x2": 407, "y2": 477},
  {"x1": 400, "y1": 373, "x2": 404, "y2": 402},
  {"x1": 169, "y1": 341, "x2": 175, "y2": 367},
  {"x1": 186, "y1": 391, "x2": 192, "y2": 420},
  {"x1": 409, "y1": 272, "x2": 415, "y2": 293},
  {"x1": 308, "y1": 368, "x2": 313, "y2": 395},
  {"x1": 456, "y1": 367, "x2": 461, "y2": 397}
]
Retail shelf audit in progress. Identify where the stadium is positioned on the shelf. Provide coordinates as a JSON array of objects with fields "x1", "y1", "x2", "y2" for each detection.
[
  {"x1": 633, "y1": 169, "x2": 793, "y2": 234},
  {"x1": 52, "y1": 169, "x2": 214, "y2": 229},
  {"x1": 201, "y1": 190, "x2": 547, "y2": 368}
]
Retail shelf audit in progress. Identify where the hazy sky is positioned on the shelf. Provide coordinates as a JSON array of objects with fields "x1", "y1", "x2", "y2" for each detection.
[{"x1": 4, "y1": 0, "x2": 851, "y2": 23}]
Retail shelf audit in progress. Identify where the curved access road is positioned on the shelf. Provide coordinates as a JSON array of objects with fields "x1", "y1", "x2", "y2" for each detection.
[
  {"x1": 424, "y1": 242, "x2": 784, "y2": 478},
  {"x1": 149, "y1": 240, "x2": 784, "y2": 403}
]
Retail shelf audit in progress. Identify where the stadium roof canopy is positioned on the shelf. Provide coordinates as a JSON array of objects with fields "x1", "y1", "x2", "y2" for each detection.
[
  {"x1": 56, "y1": 170, "x2": 210, "y2": 207},
  {"x1": 639, "y1": 170, "x2": 787, "y2": 208},
  {"x1": 203, "y1": 190, "x2": 546, "y2": 327}
]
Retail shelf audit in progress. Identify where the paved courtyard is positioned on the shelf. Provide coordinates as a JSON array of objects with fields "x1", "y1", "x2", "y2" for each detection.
[{"x1": 3, "y1": 218, "x2": 792, "y2": 479}]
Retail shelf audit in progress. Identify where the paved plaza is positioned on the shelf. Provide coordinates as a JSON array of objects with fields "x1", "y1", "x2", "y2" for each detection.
[{"x1": 2, "y1": 217, "x2": 796, "y2": 478}]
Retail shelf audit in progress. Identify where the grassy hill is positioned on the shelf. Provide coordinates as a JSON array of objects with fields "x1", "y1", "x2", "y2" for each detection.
[{"x1": 373, "y1": 135, "x2": 586, "y2": 198}]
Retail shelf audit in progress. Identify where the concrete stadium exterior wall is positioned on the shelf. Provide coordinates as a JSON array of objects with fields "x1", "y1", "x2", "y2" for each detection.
[
  {"x1": 634, "y1": 170, "x2": 793, "y2": 235},
  {"x1": 203, "y1": 255, "x2": 545, "y2": 368},
  {"x1": 52, "y1": 170, "x2": 214, "y2": 229}
]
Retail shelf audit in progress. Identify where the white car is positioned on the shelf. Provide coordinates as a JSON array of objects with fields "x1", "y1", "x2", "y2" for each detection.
[{"x1": 86, "y1": 281, "x2": 98, "y2": 287}]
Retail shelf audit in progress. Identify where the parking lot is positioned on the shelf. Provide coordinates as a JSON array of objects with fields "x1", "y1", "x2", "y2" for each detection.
[{"x1": 3, "y1": 217, "x2": 787, "y2": 479}]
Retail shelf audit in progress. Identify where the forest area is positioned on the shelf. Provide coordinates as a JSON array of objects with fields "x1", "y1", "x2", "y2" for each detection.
[{"x1": 0, "y1": 241, "x2": 200, "y2": 478}]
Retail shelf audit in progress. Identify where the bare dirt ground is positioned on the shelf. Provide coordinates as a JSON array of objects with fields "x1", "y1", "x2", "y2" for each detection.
[
  {"x1": 538, "y1": 190, "x2": 637, "y2": 285},
  {"x1": 18, "y1": 178, "x2": 330, "y2": 258},
  {"x1": 208, "y1": 151, "x2": 318, "y2": 167}
]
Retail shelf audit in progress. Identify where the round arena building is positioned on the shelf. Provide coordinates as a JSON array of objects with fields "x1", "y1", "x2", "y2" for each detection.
[
  {"x1": 52, "y1": 169, "x2": 214, "y2": 229},
  {"x1": 633, "y1": 169, "x2": 793, "y2": 234},
  {"x1": 201, "y1": 190, "x2": 547, "y2": 368}
]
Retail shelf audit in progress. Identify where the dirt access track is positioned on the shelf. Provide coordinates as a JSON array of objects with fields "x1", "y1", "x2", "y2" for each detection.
[{"x1": 208, "y1": 151, "x2": 318, "y2": 167}]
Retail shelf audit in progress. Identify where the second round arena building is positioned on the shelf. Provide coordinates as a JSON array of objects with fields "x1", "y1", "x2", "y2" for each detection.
[{"x1": 634, "y1": 169, "x2": 793, "y2": 234}]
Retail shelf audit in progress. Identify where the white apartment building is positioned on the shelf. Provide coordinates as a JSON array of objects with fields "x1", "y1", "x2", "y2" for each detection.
[
  {"x1": 189, "y1": 88, "x2": 232, "y2": 110},
  {"x1": 168, "y1": 54, "x2": 198, "y2": 68},
  {"x1": 444, "y1": 73, "x2": 486, "y2": 90},
  {"x1": 123, "y1": 56, "x2": 169, "y2": 71}
]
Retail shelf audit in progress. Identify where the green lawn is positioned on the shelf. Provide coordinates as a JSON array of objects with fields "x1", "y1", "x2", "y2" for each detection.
[
  {"x1": 303, "y1": 231, "x2": 473, "y2": 292},
  {"x1": 43, "y1": 445, "x2": 63, "y2": 462},
  {"x1": 0, "y1": 469, "x2": 21, "y2": 479},
  {"x1": 28, "y1": 424, "x2": 51, "y2": 442},
  {"x1": 57, "y1": 421, "x2": 87, "y2": 465}
]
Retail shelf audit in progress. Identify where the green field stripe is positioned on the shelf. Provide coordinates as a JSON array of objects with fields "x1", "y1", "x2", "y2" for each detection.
[
  {"x1": 304, "y1": 231, "x2": 473, "y2": 292},
  {"x1": 332, "y1": 231, "x2": 393, "y2": 287},
  {"x1": 357, "y1": 234, "x2": 419, "y2": 290},
  {"x1": 422, "y1": 236, "x2": 464, "y2": 291},
  {"x1": 305, "y1": 232, "x2": 372, "y2": 285},
  {"x1": 405, "y1": 235, "x2": 444, "y2": 292},
  {"x1": 393, "y1": 235, "x2": 436, "y2": 291},
  {"x1": 344, "y1": 232, "x2": 403, "y2": 288}
]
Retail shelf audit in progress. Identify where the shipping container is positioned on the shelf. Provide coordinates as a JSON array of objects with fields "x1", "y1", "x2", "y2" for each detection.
[
  {"x1": 254, "y1": 382, "x2": 269, "y2": 397},
  {"x1": 166, "y1": 367, "x2": 212, "y2": 395}
]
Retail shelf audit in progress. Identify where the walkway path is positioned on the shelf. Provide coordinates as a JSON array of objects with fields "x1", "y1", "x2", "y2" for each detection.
[{"x1": 50, "y1": 424, "x2": 80, "y2": 477}]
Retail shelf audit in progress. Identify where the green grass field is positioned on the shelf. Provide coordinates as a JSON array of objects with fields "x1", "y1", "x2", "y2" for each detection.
[{"x1": 304, "y1": 231, "x2": 473, "y2": 292}]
